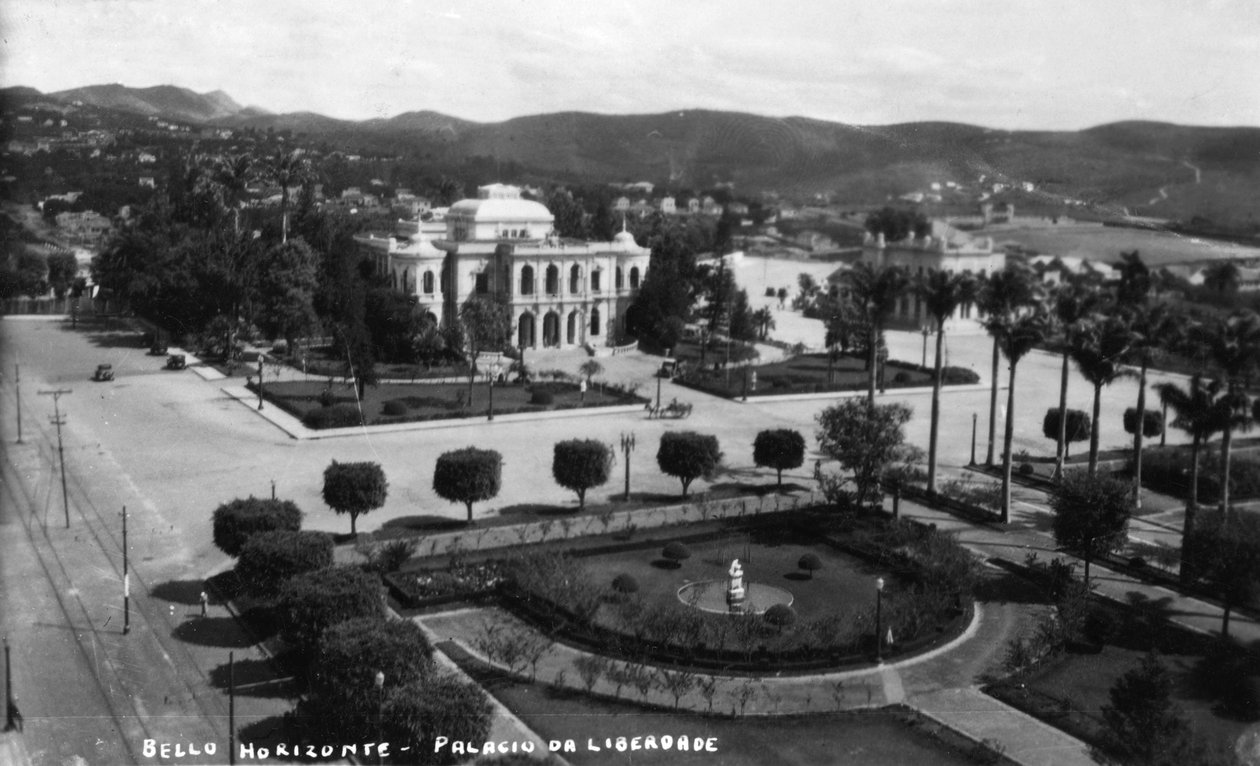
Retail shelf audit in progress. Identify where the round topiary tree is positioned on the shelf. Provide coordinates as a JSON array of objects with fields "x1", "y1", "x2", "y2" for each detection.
[
  {"x1": 552, "y1": 439, "x2": 613, "y2": 510},
  {"x1": 234, "y1": 530, "x2": 333, "y2": 598},
  {"x1": 296, "y1": 617, "x2": 434, "y2": 743},
  {"x1": 212, "y1": 496, "x2": 303, "y2": 557},
  {"x1": 656, "y1": 431, "x2": 723, "y2": 498},
  {"x1": 1043, "y1": 408, "x2": 1091, "y2": 460},
  {"x1": 662, "y1": 541, "x2": 692, "y2": 568},
  {"x1": 1123, "y1": 408, "x2": 1165, "y2": 439},
  {"x1": 611, "y1": 573, "x2": 639, "y2": 596},
  {"x1": 434, "y1": 447, "x2": 502, "y2": 523},
  {"x1": 798, "y1": 552, "x2": 823, "y2": 580},
  {"x1": 276, "y1": 566, "x2": 385, "y2": 653},
  {"x1": 763, "y1": 603, "x2": 797, "y2": 633},
  {"x1": 322, "y1": 460, "x2": 388, "y2": 535},
  {"x1": 753, "y1": 429, "x2": 806, "y2": 488}
]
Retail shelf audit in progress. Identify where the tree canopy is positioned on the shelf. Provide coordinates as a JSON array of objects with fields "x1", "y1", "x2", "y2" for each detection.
[
  {"x1": 322, "y1": 460, "x2": 388, "y2": 535},
  {"x1": 752, "y1": 429, "x2": 806, "y2": 487},
  {"x1": 433, "y1": 447, "x2": 502, "y2": 522},
  {"x1": 1050, "y1": 470, "x2": 1132, "y2": 586},
  {"x1": 656, "y1": 431, "x2": 723, "y2": 498},
  {"x1": 816, "y1": 400, "x2": 913, "y2": 509},
  {"x1": 552, "y1": 439, "x2": 613, "y2": 510}
]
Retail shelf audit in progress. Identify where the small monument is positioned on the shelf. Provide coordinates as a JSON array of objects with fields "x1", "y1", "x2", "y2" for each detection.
[{"x1": 726, "y1": 558, "x2": 747, "y2": 614}]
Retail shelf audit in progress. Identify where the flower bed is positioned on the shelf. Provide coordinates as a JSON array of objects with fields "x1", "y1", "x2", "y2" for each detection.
[{"x1": 674, "y1": 352, "x2": 978, "y2": 400}]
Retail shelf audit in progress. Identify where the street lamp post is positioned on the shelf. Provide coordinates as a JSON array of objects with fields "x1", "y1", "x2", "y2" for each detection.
[
  {"x1": 487, "y1": 361, "x2": 502, "y2": 421},
  {"x1": 374, "y1": 671, "x2": 386, "y2": 766},
  {"x1": 122, "y1": 506, "x2": 130, "y2": 635},
  {"x1": 921, "y1": 325, "x2": 930, "y2": 369},
  {"x1": 620, "y1": 432, "x2": 636, "y2": 501},
  {"x1": 969, "y1": 413, "x2": 978, "y2": 466},
  {"x1": 14, "y1": 363, "x2": 22, "y2": 444},
  {"x1": 875, "y1": 577, "x2": 886, "y2": 663},
  {"x1": 256, "y1": 357, "x2": 264, "y2": 410}
]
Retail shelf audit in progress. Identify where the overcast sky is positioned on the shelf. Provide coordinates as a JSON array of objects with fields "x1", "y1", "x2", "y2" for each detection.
[{"x1": 3, "y1": 0, "x2": 1258, "y2": 130}]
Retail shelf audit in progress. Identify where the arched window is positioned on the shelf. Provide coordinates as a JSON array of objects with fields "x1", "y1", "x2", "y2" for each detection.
[
  {"x1": 520, "y1": 265, "x2": 535, "y2": 295},
  {"x1": 545, "y1": 264, "x2": 559, "y2": 295},
  {"x1": 591, "y1": 269, "x2": 602, "y2": 292},
  {"x1": 629, "y1": 266, "x2": 641, "y2": 289},
  {"x1": 569, "y1": 264, "x2": 582, "y2": 294},
  {"x1": 590, "y1": 307, "x2": 601, "y2": 335},
  {"x1": 423, "y1": 270, "x2": 435, "y2": 294},
  {"x1": 615, "y1": 267, "x2": 624, "y2": 290}
]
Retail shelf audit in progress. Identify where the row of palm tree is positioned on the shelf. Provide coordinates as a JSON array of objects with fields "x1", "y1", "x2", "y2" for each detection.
[{"x1": 842, "y1": 255, "x2": 1260, "y2": 531}]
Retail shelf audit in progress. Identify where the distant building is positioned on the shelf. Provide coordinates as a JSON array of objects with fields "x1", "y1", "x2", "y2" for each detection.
[
  {"x1": 859, "y1": 220, "x2": 1004, "y2": 330},
  {"x1": 657, "y1": 197, "x2": 676, "y2": 215},
  {"x1": 356, "y1": 184, "x2": 650, "y2": 349}
]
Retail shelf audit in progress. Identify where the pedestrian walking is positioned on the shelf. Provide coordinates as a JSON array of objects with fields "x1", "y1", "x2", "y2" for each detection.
[
  {"x1": 813, "y1": 460, "x2": 822, "y2": 483},
  {"x1": 579, "y1": 378, "x2": 587, "y2": 403},
  {"x1": 199, "y1": 590, "x2": 209, "y2": 617}
]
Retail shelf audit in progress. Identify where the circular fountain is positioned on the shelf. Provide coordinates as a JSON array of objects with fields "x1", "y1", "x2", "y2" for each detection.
[{"x1": 676, "y1": 559, "x2": 793, "y2": 615}]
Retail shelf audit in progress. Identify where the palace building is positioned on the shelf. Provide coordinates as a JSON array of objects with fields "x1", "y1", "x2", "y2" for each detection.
[{"x1": 356, "y1": 184, "x2": 651, "y2": 350}]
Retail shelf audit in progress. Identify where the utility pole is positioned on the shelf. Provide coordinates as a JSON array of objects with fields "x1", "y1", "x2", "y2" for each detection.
[
  {"x1": 3, "y1": 636, "x2": 12, "y2": 731},
  {"x1": 14, "y1": 364, "x2": 22, "y2": 444},
  {"x1": 122, "y1": 506, "x2": 130, "y2": 635},
  {"x1": 228, "y1": 651, "x2": 236, "y2": 765},
  {"x1": 39, "y1": 388, "x2": 73, "y2": 528}
]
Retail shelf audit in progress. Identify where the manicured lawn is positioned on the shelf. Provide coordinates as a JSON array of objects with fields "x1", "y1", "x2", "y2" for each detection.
[
  {"x1": 260, "y1": 378, "x2": 644, "y2": 426},
  {"x1": 676, "y1": 352, "x2": 951, "y2": 399},
  {"x1": 453, "y1": 655, "x2": 999, "y2": 766},
  {"x1": 582, "y1": 528, "x2": 888, "y2": 627}
]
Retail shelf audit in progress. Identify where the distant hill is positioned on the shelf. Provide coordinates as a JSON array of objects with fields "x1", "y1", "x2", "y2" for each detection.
[
  {"x1": 48, "y1": 83, "x2": 256, "y2": 123},
  {"x1": 9, "y1": 82, "x2": 1260, "y2": 231}
]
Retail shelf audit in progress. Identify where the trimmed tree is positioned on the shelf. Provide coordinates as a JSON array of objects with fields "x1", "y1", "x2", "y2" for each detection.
[
  {"x1": 611, "y1": 573, "x2": 640, "y2": 596},
  {"x1": 382, "y1": 672, "x2": 494, "y2": 765},
  {"x1": 815, "y1": 399, "x2": 914, "y2": 509},
  {"x1": 1050, "y1": 471, "x2": 1133, "y2": 587},
  {"x1": 234, "y1": 530, "x2": 333, "y2": 598},
  {"x1": 656, "y1": 432, "x2": 723, "y2": 498},
  {"x1": 211, "y1": 496, "x2": 302, "y2": 556},
  {"x1": 798, "y1": 553, "x2": 823, "y2": 580},
  {"x1": 662, "y1": 541, "x2": 692, "y2": 567},
  {"x1": 1123, "y1": 408, "x2": 1164, "y2": 440},
  {"x1": 434, "y1": 447, "x2": 502, "y2": 523},
  {"x1": 752, "y1": 429, "x2": 806, "y2": 488},
  {"x1": 298, "y1": 617, "x2": 434, "y2": 743},
  {"x1": 322, "y1": 460, "x2": 388, "y2": 535},
  {"x1": 1042, "y1": 409, "x2": 1091, "y2": 461},
  {"x1": 552, "y1": 439, "x2": 613, "y2": 510},
  {"x1": 276, "y1": 566, "x2": 384, "y2": 653},
  {"x1": 1184, "y1": 510, "x2": 1260, "y2": 638},
  {"x1": 763, "y1": 603, "x2": 797, "y2": 634}
]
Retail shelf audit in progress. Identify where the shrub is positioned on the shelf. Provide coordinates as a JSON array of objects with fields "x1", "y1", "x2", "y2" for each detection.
[
  {"x1": 764, "y1": 287, "x2": 777, "y2": 297},
  {"x1": 434, "y1": 447, "x2": 502, "y2": 523},
  {"x1": 1019, "y1": 462, "x2": 1035, "y2": 476},
  {"x1": 364, "y1": 539, "x2": 417, "y2": 574},
  {"x1": 937, "y1": 366, "x2": 980, "y2": 385},
  {"x1": 303, "y1": 404, "x2": 363, "y2": 429},
  {"x1": 763, "y1": 603, "x2": 797, "y2": 632},
  {"x1": 382, "y1": 672, "x2": 493, "y2": 765},
  {"x1": 235, "y1": 530, "x2": 333, "y2": 598},
  {"x1": 211, "y1": 497, "x2": 302, "y2": 557},
  {"x1": 662, "y1": 541, "x2": 692, "y2": 564},
  {"x1": 552, "y1": 439, "x2": 613, "y2": 510},
  {"x1": 530, "y1": 388, "x2": 555, "y2": 405},
  {"x1": 317, "y1": 388, "x2": 337, "y2": 408},
  {"x1": 381, "y1": 400, "x2": 407, "y2": 416},
  {"x1": 611, "y1": 573, "x2": 639, "y2": 595},
  {"x1": 276, "y1": 566, "x2": 384, "y2": 652},
  {"x1": 656, "y1": 431, "x2": 723, "y2": 498},
  {"x1": 322, "y1": 461, "x2": 388, "y2": 535},
  {"x1": 798, "y1": 553, "x2": 823, "y2": 579},
  {"x1": 1123, "y1": 407, "x2": 1165, "y2": 438},
  {"x1": 298, "y1": 617, "x2": 434, "y2": 742},
  {"x1": 752, "y1": 429, "x2": 806, "y2": 487},
  {"x1": 892, "y1": 371, "x2": 911, "y2": 384}
]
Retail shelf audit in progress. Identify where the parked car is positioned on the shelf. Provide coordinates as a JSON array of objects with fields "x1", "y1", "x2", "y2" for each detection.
[
  {"x1": 92, "y1": 364, "x2": 115, "y2": 382},
  {"x1": 165, "y1": 354, "x2": 186, "y2": 370},
  {"x1": 149, "y1": 342, "x2": 168, "y2": 356}
]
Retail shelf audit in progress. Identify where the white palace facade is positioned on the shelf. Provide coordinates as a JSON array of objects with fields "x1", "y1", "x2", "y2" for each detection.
[{"x1": 356, "y1": 184, "x2": 651, "y2": 350}]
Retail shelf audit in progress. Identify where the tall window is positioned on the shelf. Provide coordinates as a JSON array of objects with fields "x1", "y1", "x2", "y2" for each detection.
[
  {"x1": 423, "y1": 270, "x2": 434, "y2": 294},
  {"x1": 569, "y1": 264, "x2": 582, "y2": 294},
  {"x1": 545, "y1": 264, "x2": 559, "y2": 295},
  {"x1": 475, "y1": 272, "x2": 489, "y2": 294},
  {"x1": 616, "y1": 267, "x2": 624, "y2": 290},
  {"x1": 629, "y1": 266, "x2": 641, "y2": 289},
  {"x1": 520, "y1": 265, "x2": 535, "y2": 295},
  {"x1": 591, "y1": 269, "x2": 601, "y2": 292},
  {"x1": 590, "y1": 307, "x2": 601, "y2": 335}
]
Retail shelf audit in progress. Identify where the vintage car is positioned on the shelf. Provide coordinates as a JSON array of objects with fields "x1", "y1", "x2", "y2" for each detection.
[
  {"x1": 165, "y1": 354, "x2": 187, "y2": 371},
  {"x1": 92, "y1": 364, "x2": 115, "y2": 382},
  {"x1": 149, "y1": 341, "x2": 168, "y2": 356}
]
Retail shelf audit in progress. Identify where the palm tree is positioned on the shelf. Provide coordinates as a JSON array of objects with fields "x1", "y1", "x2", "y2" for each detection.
[
  {"x1": 916, "y1": 269, "x2": 978, "y2": 493},
  {"x1": 1069, "y1": 315, "x2": 1134, "y2": 477},
  {"x1": 752, "y1": 306, "x2": 775, "y2": 340},
  {"x1": 211, "y1": 152, "x2": 255, "y2": 236},
  {"x1": 261, "y1": 149, "x2": 311, "y2": 243},
  {"x1": 842, "y1": 262, "x2": 909, "y2": 407},
  {"x1": 1124, "y1": 302, "x2": 1175, "y2": 509},
  {"x1": 1155, "y1": 375, "x2": 1228, "y2": 573},
  {"x1": 984, "y1": 309, "x2": 1050, "y2": 522},
  {"x1": 977, "y1": 265, "x2": 1043, "y2": 466},
  {"x1": 1050, "y1": 281, "x2": 1106, "y2": 479},
  {"x1": 1196, "y1": 311, "x2": 1260, "y2": 516}
]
